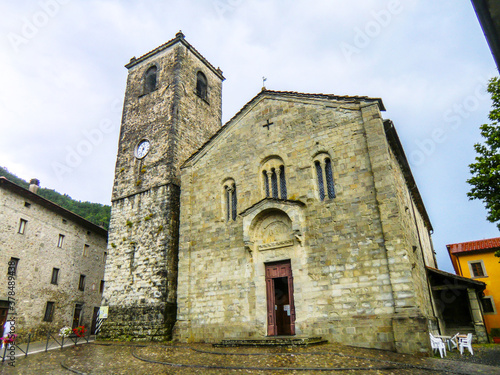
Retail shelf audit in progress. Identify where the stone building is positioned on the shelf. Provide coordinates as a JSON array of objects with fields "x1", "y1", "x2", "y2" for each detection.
[
  {"x1": 102, "y1": 33, "x2": 443, "y2": 354},
  {"x1": 0, "y1": 177, "x2": 107, "y2": 340}
]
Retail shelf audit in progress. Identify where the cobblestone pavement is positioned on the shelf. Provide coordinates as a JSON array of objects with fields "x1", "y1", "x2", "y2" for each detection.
[{"x1": 1, "y1": 342, "x2": 499, "y2": 374}]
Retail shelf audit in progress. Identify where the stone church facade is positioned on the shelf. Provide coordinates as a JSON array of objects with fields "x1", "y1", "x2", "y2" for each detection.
[{"x1": 102, "y1": 33, "x2": 438, "y2": 354}]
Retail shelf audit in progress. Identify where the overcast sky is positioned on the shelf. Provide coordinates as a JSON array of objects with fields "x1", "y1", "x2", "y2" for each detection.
[{"x1": 0, "y1": 0, "x2": 498, "y2": 272}]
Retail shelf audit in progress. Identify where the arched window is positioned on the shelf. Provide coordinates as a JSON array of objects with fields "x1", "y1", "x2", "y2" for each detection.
[
  {"x1": 315, "y1": 161, "x2": 325, "y2": 201},
  {"x1": 271, "y1": 169, "x2": 278, "y2": 198},
  {"x1": 261, "y1": 157, "x2": 287, "y2": 199},
  {"x1": 225, "y1": 187, "x2": 231, "y2": 221},
  {"x1": 196, "y1": 71, "x2": 208, "y2": 100},
  {"x1": 231, "y1": 185, "x2": 237, "y2": 221},
  {"x1": 279, "y1": 165, "x2": 287, "y2": 199},
  {"x1": 144, "y1": 65, "x2": 157, "y2": 94},
  {"x1": 314, "y1": 154, "x2": 335, "y2": 201},
  {"x1": 263, "y1": 171, "x2": 270, "y2": 197},
  {"x1": 223, "y1": 180, "x2": 237, "y2": 221},
  {"x1": 325, "y1": 158, "x2": 335, "y2": 199}
]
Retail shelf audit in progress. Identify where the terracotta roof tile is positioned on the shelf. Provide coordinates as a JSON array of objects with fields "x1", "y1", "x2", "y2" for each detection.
[{"x1": 447, "y1": 237, "x2": 500, "y2": 254}]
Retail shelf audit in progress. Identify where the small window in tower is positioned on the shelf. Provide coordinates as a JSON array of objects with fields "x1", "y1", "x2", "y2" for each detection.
[
  {"x1": 144, "y1": 65, "x2": 157, "y2": 94},
  {"x1": 196, "y1": 71, "x2": 208, "y2": 100}
]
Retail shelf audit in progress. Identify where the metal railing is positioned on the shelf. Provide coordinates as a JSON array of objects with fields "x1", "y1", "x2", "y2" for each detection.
[
  {"x1": 1, "y1": 331, "x2": 94, "y2": 362},
  {"x1": 1, "y1": 333, "x2": 31, "y2": 363}
]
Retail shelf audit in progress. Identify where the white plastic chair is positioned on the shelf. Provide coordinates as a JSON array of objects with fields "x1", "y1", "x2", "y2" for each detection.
[
  {"x1": 448, "y1": 333, "x2": 460, "y2": 351},
  {"x1": 458, "y1": 333, "x2": 473, "y2": 355},
  {"x1": 429, "y1": 333, "x2": 447, "y2": 358}
]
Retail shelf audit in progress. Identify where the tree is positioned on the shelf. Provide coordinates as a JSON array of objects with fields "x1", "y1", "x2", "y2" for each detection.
[{"x1": 467, "y1": 77, "x2": 500, "y2": 232}]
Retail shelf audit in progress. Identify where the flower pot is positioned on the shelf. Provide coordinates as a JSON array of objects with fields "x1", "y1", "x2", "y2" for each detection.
[{"x1": 493, "y1": 337, "x2": 500, "y2": 344}]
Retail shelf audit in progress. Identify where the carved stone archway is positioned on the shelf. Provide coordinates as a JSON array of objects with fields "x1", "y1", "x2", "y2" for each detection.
[
  {"x1": 251, "y1": 209, "x2": 294, "y2": 251},
  {"x1": 241, "y1": 198, "x2": 306, "y2": 253}
]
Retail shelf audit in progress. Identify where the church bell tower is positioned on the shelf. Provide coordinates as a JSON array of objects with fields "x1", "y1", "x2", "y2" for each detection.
[{"x1": 101, "y1": 32, "x2": 224, "y2": 340}]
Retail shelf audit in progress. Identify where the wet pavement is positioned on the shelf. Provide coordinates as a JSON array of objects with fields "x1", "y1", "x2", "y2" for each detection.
[{"x1": 1, "y1": 341, "x2": 499, "y2": 374}]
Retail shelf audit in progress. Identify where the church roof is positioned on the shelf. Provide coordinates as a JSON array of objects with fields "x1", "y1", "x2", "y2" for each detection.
[
  {"x1": 124, "y1": 31, "x2": 225, "y2": 80},
  {"x1": 226, "y1": 89, "x2": 385, "y2": 126}
]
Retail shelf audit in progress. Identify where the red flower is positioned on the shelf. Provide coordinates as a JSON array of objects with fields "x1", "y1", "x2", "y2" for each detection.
[
  {"x1": 2, "y1": 334, "x2": 17, "y2": 345},
  {"x1": 72, "y1": 326, "x2": 86, "y2": 337}
]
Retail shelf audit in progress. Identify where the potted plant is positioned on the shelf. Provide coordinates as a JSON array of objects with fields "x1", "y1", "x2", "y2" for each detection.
[{"x1": 491, "y1": 328, "x2": 500, "y2": 344}]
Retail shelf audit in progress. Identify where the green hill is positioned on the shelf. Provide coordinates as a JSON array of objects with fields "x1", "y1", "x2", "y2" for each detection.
[{"x1": 0, "y1": 166, "x2": 110, "y2": 230}]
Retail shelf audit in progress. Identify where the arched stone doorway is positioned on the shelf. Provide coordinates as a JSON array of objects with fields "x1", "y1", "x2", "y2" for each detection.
[{"x1": 241, "y1": 200, "x2": 305, "y2": 337}]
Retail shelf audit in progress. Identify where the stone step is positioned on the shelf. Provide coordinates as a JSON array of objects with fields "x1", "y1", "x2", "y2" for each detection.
[{"x1": 213, "y1": 336, "x2": 328, "y2": 347}]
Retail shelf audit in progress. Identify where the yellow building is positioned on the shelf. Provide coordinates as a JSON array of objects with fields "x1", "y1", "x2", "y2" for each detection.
[{"x1": 447, "y1": 238, "x2": 500, "y2": 333}]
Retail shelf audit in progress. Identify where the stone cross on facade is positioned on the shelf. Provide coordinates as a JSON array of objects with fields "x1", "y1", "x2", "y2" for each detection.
[{"x1": 262, "y1": 119, "x2": 274, "y2": 130}]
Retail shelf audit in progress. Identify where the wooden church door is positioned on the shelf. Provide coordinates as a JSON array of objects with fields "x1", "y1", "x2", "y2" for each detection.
[{"x1": 265, "y1": 260, "x2": 296, "y2": 336}]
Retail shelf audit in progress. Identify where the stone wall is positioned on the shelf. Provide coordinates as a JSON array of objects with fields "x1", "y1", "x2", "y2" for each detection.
[
  {"x1": 176, "y1": 92, "x2": 436, "y2": 354},
  {"x1": 386, "y1": 144, "x2": 435, "y2": 319},
  {"x1": 0, "y1": 183, "x2": 106, "y2": 341},
  {"x1": 100, "y1": 184, "x2": 179, "y2": 340}
]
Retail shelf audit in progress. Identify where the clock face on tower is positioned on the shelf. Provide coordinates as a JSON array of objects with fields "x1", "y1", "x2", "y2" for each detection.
[{"x1": 135, "y1": 140, "x2": 150, "y2": 159}]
